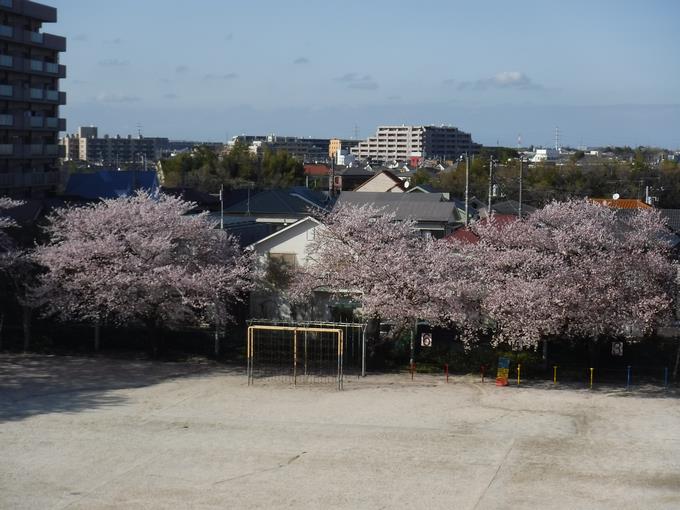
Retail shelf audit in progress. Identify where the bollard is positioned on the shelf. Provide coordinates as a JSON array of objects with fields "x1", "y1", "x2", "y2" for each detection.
[
  {"x1": 553, "y1": 365, "x2": 558, "y2": 385},
  {"x1": 410, "y1": 362, "x2": 415, "y2": 381},
  {"x1": 517, "y1": 363, "x2": 521, "y2": 386},
  {"x1": 589, "y1": 368, "x2": 594, "y2": 389},
  {"x1": 445, "y1": 363, "x2": 449, "y2": 383},
  {"x1": 626, "y1": 365, "x2": 631, "y2": 390},
  {"x1": 664, "y1": 367, "x2": 669, "y2": 388}
]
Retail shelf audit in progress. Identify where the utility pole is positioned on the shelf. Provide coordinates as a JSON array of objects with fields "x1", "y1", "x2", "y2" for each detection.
[
  {"x1": 488, "y1": 157, "x2": 494, "y2": 217},
  {"x1": 518, "y1": 157, "x2": 523, "y2": 219},
  {"x1": 464, "y1": 153, "x2": 469, "y2": 227},
  {"x1": 219, "y1": 184, "x2": 224, "y2": 230}
]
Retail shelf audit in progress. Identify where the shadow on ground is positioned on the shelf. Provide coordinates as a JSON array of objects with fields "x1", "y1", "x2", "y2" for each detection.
[{"x1": 0, "y1": 354, "x2": 242, "y2": 422}]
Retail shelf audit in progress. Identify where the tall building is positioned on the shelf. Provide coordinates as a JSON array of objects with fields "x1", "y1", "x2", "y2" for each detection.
[
  {"x1": 0, "y1": 0, "x2": 66, "y2": 197},
  {"x1": 61, "y1": 126, "x2": 170, "y2": 166},
  {"x1": 229, "y1": 135, "x2": 359, "y2": 163},
  {"x1": 351, "y1": 125, "x2": 481, "y2": 162}
]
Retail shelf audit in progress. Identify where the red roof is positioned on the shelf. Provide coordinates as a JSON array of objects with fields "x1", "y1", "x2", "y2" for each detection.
[
  {"x1": 445, "y1": 214, "x2": 519, "y2": 244},
  {"x1": 590, "y1": 198, "x2": 651, "y2": 209},
  {"x1": 304, "y1": 164, "x2": 330, "y2": 176}
]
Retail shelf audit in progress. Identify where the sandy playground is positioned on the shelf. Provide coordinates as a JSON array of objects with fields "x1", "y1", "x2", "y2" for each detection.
[{"x1": 1, "y1": 354, "x2": 679, "y2": 509}]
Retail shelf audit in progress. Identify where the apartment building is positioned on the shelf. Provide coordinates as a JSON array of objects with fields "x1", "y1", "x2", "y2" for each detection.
[
  {"x1": 328, "y1": 138, "x2": 359, "y2": 160},
  {"x1": 351, "y1": 125, "x2": 481, "y2": 162},
  {"x1": 0, "y1": 0, "x2": 66, "y2": 197},
  {"x1": 61, "y1": 126, "x2": 170, "y2": 166},
  {"x1": 229, "y1": 135, "x2": 358, "y2": 163}
]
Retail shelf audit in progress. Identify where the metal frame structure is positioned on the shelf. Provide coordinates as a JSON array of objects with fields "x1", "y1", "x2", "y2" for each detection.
[{"x1": 246, "y1": 325, "x2": 344, "y2": 390}]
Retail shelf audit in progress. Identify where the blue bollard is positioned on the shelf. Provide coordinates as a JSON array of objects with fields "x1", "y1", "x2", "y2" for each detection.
[
  {"x1": 664, "y1": 367, "x2": 669, "y2": 388},
  {"x1": 626, "y1": 366, "x2": 631, "y2": 390}
]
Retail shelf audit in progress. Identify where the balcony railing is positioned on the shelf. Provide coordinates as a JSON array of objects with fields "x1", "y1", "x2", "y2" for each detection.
[
  {"x1": 29, "y1": 144, "x2": 43, "y2": 155},
  {"x1": 45, "y1": 117, "x2": 58, "y2": 128},
  {"x1": 0, "y1": 0, "x2": 13, "y2": 8},
  {"x1": 0, "y1": 84, "x2": 12, "y2": 97},
  {"x1": 0, "y1": 171, "x2": 61, "y2": 188},
  {"x1": 45, "y1": 144, "x2": 58, "y2": 155},
  {"x1": 45, "y1": 90, "x2": 58, "y2": 101},
  {"x1": 29, "y1": 59, "x2": 43, "y2": 72},
  {"x1": 0, "y1": 144, "x2": 13, "y2": 155},
  {"x1": 29, "y1": 116, "x2": 43, "y2": 128},
  {"x1": 30, "y1": 88, "x2": 43, "y2": 100},
  {"x1": 29, "y1": 32, "x2": 44, "y2": 44},
  {"x1": 44, "y1": 62, "x2": 58, "y2": 74},
  {"x1": 0, "y1": 114, "x2": 13, "y2": 126},
  {"x1": 0, "y1": 55, "x2": 11, "y2": 67}
]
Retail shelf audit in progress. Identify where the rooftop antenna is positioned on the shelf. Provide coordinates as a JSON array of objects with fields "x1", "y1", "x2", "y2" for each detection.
[
  {"x1": 517, "y1": 134, "x2": 522, "y2": 150},
  {"x1": 554, "y1": 126, "x2": 560, "y2": 152},
  {"x1": 137, "y1": 123, "x2": 143, "y2": 139}
]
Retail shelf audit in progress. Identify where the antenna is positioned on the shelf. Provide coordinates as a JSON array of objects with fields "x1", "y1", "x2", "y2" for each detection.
[
  {"x1": 517, "y1": 134, "x2": 522, "y2": 150},
  {"x1": 353, "y1": 124, "x2": 359, "y2": 140},
  {"x1": 554, "y1": 126, "x2": 560, "y2": 152},
  {"x1": 137, "y1": 123, "x2": 143, "y2": 139}
]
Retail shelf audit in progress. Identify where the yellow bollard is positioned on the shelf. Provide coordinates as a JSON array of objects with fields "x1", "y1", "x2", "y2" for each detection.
[
  {"x1": 589, "y1": 367, "x2": 594, "y2": 389},
  {"x1": 553, "y1": 365, "x2": 558, "y2": 384},
  {"x1": 517, "y1": 363, "x2": 521, "y2": 386}
]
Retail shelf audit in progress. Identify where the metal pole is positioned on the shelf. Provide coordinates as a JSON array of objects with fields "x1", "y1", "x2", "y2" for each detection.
[
  {"x1": 220, "y1": 184, "x2": 224, "y2": 230},
  {"x1": 464, "y1": 153, "x2": 469, "y2": 227},
  {"x1": 293, "y1": 329, "x2": 298, "y2": 386},
  {"x1": 626, "y1": 365, "x2": 632, "y2": 390},
  {"x1": 361, "y1": 324, "x2": 367, "y2": 377},
  {"x1": 488, "y1": 158, "x2": 494, "y2": 216},
  {"x1": 518, "y1": 157, "x2": 523, "y2": 219}
]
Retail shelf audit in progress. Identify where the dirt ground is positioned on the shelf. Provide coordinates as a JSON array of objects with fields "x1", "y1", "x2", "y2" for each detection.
[{"x1": 1, "y1": 354, "x2": 679, "y2": 510}]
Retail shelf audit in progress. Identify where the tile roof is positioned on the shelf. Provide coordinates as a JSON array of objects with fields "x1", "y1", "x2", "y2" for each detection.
[
  {"x1": 336, "y1": 191, "x2": 458, "y2": 223},
  {"x1": 304, "y1": 164, "x2": 330, "y2": 176},
  {"x1": 224, "y1": 188, "x2": 329, "y2": 216},
  {"x1": 590, "y1": 198, "x2": 651, "y2": 209}
]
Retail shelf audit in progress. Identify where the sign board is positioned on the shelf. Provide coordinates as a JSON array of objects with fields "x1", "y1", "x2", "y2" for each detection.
[
  {"x1": 611, "y1": 342, "x2": 624, "y2": 357},
  {"x1": 420, "y1": 333, "x2": 432, "y2": 348},
  {"x1": 496, "y1": 357, "x2": 510, "y2": 386}
]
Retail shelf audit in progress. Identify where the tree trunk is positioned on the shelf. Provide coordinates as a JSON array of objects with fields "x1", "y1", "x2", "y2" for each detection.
[
  {"x1": 673, "y1": 338, "x2": 680, "y2": 381},
  {"x1": 94, "y1": 321, "x2": 101, "y2": 352},
  {"x1": 542, "y1": 339, "x2": 549, "y2": 370},
  {"x1": 22, "y1": 306, "x2": 31, "y2": 352},
  {"x1": 214, "y1": 323, "x2": 220, "y2": 357}
]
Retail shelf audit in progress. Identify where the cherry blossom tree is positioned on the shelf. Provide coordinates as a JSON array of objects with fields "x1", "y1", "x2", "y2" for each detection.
[
  {"x1": 461, "y1": 200, "x2": 677, "y2": 357},
  {"x1": 33, "y1": 192, "x2": 255, "y2": 353},
  {"x1": 290, "y1": 204, "x2": 479, "y2": 329},
  {"x1": 0, "y1": 197, "x2": 25, "y2": 349}
]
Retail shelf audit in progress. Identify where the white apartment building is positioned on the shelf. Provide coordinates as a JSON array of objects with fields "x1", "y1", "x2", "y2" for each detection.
[{"x1": 351, "y1": 125, "x2": 481, "y2": 162}]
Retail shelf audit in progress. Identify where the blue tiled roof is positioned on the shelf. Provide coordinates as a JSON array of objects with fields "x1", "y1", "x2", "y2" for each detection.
[{"x1": 65, "y1": 171, "x2": 159, "y2": 200}]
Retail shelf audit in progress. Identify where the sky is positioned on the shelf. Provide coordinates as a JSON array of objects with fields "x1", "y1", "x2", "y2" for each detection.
[{"x1": 49, "y1": 0, "x2": 680, "y2": 148}]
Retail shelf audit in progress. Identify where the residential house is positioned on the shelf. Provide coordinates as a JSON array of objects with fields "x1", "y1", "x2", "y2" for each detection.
[
  {"x1": 353, "y1": 169, "x2": 405, "y2": 193},
  {"x1": 248, "y1": 216, "x2": 337, "y2": 320},
  {"x1": 333, "y1": 166, "x2": 374, "y2": 191},
  {"x1": 223, "y1": 186, "x2": 331, "y2": 228},
  {"x1": 336, "y1": 191, "x2": 464, "y2": 238}
]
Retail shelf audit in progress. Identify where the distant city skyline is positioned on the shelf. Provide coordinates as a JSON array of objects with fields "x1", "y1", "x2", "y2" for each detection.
[{"x1": 52, "y1": 0, "x2": 680, "y2": 148}]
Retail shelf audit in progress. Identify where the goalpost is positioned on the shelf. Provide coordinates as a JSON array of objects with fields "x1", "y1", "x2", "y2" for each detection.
[{"x1": 246, "y1": 325, "x2": 346, "y2": 390}]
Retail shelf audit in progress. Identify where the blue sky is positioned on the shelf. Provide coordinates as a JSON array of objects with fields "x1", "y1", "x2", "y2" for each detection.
[{"x1": 50, "y1": 0, "x2": 680, "y2": 147}]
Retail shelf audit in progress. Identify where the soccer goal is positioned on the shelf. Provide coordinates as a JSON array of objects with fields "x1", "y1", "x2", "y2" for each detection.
[{"x1": 246, "y1": 322, "x2": 366, "y2": 390}]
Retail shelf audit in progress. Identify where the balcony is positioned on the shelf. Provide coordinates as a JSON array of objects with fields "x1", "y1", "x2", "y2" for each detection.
[
  {"x1": 0, "y1": 143, "x2": 12, "y2": 155},
  {"x1": 0, "y1": 171, "x2": 61, "y2": 189},
  {"x1": 0, "y1": 114, "x2": 65, "y2": 131},
  {"x1": 0, "y1": 25, "x2": 12, "y2": 38},
  {"x1": 0, "y1": 54, "x2": 12, "y2": 67},
  {"x1": 0, "y1": 84, "x2": 12, "y2": 97},
  {"x1": 0, "y1": 114, "x2": 12, "y2": 126}
]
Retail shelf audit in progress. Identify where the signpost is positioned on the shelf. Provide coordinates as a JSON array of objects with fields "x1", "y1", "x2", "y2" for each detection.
[{"x1": 496, "y1": 357, "x2": 510, "y2": 386}]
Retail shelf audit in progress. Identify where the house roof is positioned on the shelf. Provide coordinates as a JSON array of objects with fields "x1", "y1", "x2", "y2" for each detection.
[
  {"x1": 591, "y1": 198, "x2": 651, "y2": 209},
  {"x1": 224, "y1": 187, "x2": 329, "y2": 216},
  {"x1": 445, "y1": 214, "x2": 519, "y2": 244},
  {"x1": 161, "y1": 187, "x2": 220, "y2": 210},
  {"x1": 336, "y1": 191, "x2": 458, "y2": 223},
  {"x1": 304, "y1": 164, "x2": 330, "y2": 176},
  {"x1": 353, "y1": 169, "x2": 405, "y2": 192},
  {"x1": 488, "y1": 200, "x2": 536, "y2": 216},
  {"x1": 249, "y1": 216, "x2": 322, "y2": 249},
  {"x1": 335, "y1": 166, "x2": 374, "y2": 177},
  {"x1": 65, "y1": 171, "x2": 159, "y2": 200}
]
